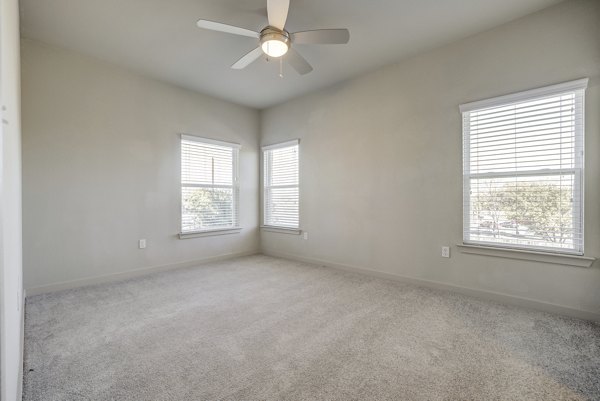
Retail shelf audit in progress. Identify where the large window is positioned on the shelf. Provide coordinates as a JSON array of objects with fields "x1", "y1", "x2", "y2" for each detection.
[
  {"x1": 262, "y1": 140, "x2": 299, "y2": 229},
  {"x1": 461, "y1": 79, "x2": 587, "y2": 254},
  {"x1": 180, "y1": 135, "x2": 240, "y2": 234}
]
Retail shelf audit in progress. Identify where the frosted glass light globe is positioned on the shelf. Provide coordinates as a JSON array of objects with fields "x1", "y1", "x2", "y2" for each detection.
[{"x1": 261, "y1": 39, "x2": 289, "y2": 58}]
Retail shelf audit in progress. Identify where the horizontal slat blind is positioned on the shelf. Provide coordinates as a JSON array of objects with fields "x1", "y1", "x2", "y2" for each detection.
[
  {"x1": 181, "y1": 136, "x2": 239, "y2": 233},
  {"x1": 462, "y1": 81, "x2": 586, "y2": 254},
  {"x1": 263, "y1": 141, "x2": 299, "y2": 228}
]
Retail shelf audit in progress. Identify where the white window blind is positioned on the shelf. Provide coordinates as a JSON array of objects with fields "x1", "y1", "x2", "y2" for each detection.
[
  {"x1": 180, "y1": 135, "x2": 240, "y2": 233},
  {"x1": 263, "y1": 140, "x2": 299, "y2": 229},
  {"x1": 461, "y1": 79, "x2": 587, "y2": 255}
]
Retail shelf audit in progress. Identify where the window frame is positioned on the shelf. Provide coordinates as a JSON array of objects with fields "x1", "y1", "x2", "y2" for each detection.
[
  {"x1": 460, "y1": 79, "x2": 588, "y2": 256},
  {"x1": 179, "y1": 134, "x2": 241, "y2": 237},
  {"x1": 261, "y1": 139, "x2": 300, "y2": 232}
]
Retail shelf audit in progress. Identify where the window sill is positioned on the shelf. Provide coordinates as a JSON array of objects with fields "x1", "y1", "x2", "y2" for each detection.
[
  {"x1": 179, "y1": 228, "x2": 242, "y2": 239},
  {"x1": 457, "y1": 244, "x2": 595, "y2": 268},
  {"x1": 260, "y1": 226, "x2": 301, "y2": 235}
]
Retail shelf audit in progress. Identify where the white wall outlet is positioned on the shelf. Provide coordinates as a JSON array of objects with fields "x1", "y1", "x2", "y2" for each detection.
[
  {"x1": 441, "y1": 246, "x2": 450, "y2": 258},
  {"x1": 303, "y1": 232, "x2": 308, "y2": 240},
  {"x1": 139, "y1": 239, "x2": 147, "y2": 249}
]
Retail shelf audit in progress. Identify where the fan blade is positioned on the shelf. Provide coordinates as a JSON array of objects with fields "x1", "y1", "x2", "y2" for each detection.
[
  {"x1": 286, "y1": 48, "x2": 313, "y2": 75},
  {"x1": 291, "y1": 29, "x2": 350, "y2": 44},
  {"x1": 231, "y1": 47, "x2": 264, "y2": 69},
  {"x1": 196, "y1": 19, "x2": 259, "y2": 38},
  {"x1": 267, "y1": 0, "x2": 289, "y2": 30}
]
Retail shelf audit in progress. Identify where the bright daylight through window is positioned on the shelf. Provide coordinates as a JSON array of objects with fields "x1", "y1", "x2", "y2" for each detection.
[
  {"x1": 263, "y1": 140, "x2": 300, "y2": 229},
  {"x1": 461, "y1": 79, "x2": 587, "y2": 254},
  {"x1": 180, "y1": 135, "x2": 240, "y2": 234}
]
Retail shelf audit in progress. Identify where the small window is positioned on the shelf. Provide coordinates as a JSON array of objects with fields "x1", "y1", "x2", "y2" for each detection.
[
  {"x1": 461, "y1": 79, "x2": 587, "y2": 255},
  {"x1": 180, "y1": 135, "x2": 240, "y2": 234},
  {"x1": 262, "y1": 140, "x2": 299, "y2": 229}
]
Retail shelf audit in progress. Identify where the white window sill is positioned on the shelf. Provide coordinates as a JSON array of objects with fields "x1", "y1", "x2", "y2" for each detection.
[
  {"x1": 457, "y1": 244, "x2": 595, "y2": 268},
  {"x1": 179, "y1": 228, "x2": 242, "y2": 239},
  {"x1": 260, "y1": 226, "x2": 301, "y2": 235}
]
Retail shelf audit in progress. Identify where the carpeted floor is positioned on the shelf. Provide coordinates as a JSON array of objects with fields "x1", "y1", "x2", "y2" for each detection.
[{"x1": 23, "y1": 255, "x2": 600, "y2": 400}]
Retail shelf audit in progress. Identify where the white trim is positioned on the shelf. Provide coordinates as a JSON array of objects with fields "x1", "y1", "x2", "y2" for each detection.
[
  {"x1": 260, "y1": 226, "x2": 302, "y2": 235},
  {"x1": 459, "y1": 78, "x2": 589, "y2": 113},
  {"x1": 25, "y1": 251, "x2": 259, "y2": 296},
  {"x1": 575, "y1": 90, "x2": 586, "y2": 258},
  {"x1": 181, "y1": 183, "x2": 235, "y2": 189},
  {"x1": 261, "y1": 139, "x2": 299, "y2": 151},
  {"x1": 179, "y1": 228, "x2": 242, "y2": 239},
  {"x1": 18, "y1": 290, "x2": 25, "y2": 401},
  {"x1": 463, "y1": 240, "x2": 584, "y2": 257},
  {"x1": 180, "y1": 133, "x2": 242, "y2": 149},
  {"x1": 262, "y1": 250, "x2": 600, "y2": 322},
  {"x1": 461, "y1": 80, "x2": 586, "y2": 255},
  {"x1": 462, "y1": 112, "x2": 471, "y2": 245},
  {"x1": 262, "y1": 140, "x2": 300, "y2": 229},
  {"x1": 180, "y1": 135, "x2": 240, "y2": 234},
  {"x1": 457, "y1": 244, "x2": 594, "y2": 267},
  {"x1": 232, "y1": 146, "x2": 240, "y2": 229}
]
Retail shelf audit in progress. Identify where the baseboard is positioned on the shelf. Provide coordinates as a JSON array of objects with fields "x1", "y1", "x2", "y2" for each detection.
[
  {"x1": 24, "y1": 249, "x2": 600, "y2": 322},
  {"x1": 25, "y1": 250, "x2": 259, "y2": 296},
  {"x1": 263, "y1": 250, "x2": 600, "y2": 323}
]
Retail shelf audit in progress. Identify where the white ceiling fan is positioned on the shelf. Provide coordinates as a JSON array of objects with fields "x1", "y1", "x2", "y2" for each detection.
[{"x1": 196, "y1": 0, "x2": 350, "y2": 75}]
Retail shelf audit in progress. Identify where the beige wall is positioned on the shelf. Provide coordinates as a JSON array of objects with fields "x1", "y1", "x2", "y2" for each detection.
[
  {"x1": 260, "y1": 0, "x2": 600, "y2": 315},
  {"x1": 1, "y1": 0, "x2": 24, "y2": 399},
  {"x1": 21, "y1": 39, "x2": 260, "y2": 290},
  {"x1": 21, "y1": 0, "x2": 600, "y2": 318}
]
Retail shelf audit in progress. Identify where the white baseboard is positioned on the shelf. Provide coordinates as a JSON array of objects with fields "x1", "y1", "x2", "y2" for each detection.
[
  {"x1": 263, "y1": 250, "x2": 600, "y2": 323},
  {"x1": 24, "y1": 249, "x2": 600, "y2": 322},
  {"x1": 25, "y1": 250, "x2": 259, "y2": 296}
]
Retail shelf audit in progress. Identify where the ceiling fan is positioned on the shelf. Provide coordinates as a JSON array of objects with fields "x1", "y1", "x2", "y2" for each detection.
[{"x1": 196, "y1": 0, "x2": 350, "y2": 75}]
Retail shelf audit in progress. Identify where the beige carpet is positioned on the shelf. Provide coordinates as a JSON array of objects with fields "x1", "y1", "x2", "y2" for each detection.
[{"x1": 23, "y1": 255, "x2": 600, "y2": 400}]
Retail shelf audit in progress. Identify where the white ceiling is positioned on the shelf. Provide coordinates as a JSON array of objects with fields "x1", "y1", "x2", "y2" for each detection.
[{"x1": 20, "y1": 0, "x2": 563, "y2": 109}]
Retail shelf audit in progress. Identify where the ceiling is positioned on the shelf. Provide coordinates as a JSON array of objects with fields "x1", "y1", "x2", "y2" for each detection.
[{"x1": 20, "y1": 0, "x2": 563, "y2": 109}]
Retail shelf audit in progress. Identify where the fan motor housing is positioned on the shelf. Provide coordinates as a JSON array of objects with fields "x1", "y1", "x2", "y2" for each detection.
[{"x1": 260, "y1": 26, "x2": 290, "y2": 52}]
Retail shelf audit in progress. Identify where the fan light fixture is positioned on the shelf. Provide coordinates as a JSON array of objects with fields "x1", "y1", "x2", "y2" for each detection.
[
  {"x1": 196, "y1": 0, "x2": 350, "y2": 75},
  {"x1": 260, "y1": 27, "x2": 290, "y2": 58}
]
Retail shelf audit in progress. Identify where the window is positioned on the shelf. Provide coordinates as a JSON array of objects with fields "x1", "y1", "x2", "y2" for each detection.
[
  {"x1": 180, "y1": 135, "x2": 240, "y2": 234},
  {"x1": 262, "y1": 140, "x2": 299, "y2": 229},
  {"x1": 461, "y1": 79, "x2": 587, "y2": 255}
]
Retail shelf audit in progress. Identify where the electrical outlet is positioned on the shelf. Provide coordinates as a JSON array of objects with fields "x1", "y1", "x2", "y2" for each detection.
[
  {"x1": 441, "y1": 246, "x2": 450, "y2": 258},
  {"x1": 139, "y1": 239, "x2": 147, "y2": 249},
  {"x1": 303, "y1": 232, "x2": 308, "y2": 240}
]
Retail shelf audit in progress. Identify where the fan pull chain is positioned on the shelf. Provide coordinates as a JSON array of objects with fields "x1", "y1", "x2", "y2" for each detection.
[{"x1": 279, "y1": 57, "x2": 283, "y2": 78}]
